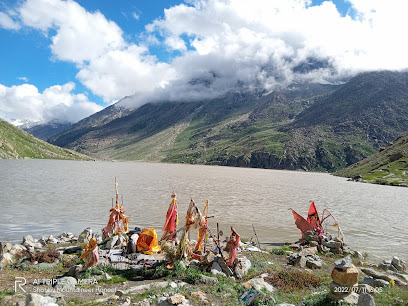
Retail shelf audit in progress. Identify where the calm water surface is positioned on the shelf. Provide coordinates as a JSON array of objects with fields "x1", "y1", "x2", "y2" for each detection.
[{"x1": 0, "y1": 159, "x2": 406, "y2": 262}]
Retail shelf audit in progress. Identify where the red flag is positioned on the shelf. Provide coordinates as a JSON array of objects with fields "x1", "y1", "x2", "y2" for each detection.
[
  {"x1": 291, "y1": 209, "x2": 314, "y2": 237},
  {"x1": 307, "y1": 202, "x2": 323, "y2": 232}
]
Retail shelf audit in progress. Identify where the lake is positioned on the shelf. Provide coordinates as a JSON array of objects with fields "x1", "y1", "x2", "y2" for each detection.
[{"x1": 0, "y1": 159, "x2": 407, "y2": 262}]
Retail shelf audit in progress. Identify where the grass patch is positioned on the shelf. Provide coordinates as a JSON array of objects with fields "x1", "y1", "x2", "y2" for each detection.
[
  {"x1": 375, "y1": 286, "x2": 408, "y2": 305},
  {"x1": 270, "y1": 245, "x2": 292, "y2": 256}
]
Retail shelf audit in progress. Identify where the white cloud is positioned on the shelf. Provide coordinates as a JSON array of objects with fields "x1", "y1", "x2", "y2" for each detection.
[
  {"x1": 19, "y1": 0, "x2": 125, "y2": 63},
  {"x1": 7, "y1": 0, "x2": 408, "y2": 113},
  {"x1": 0, "y1": 11, "x2": 20, "y2": 30},
  {"x1": 17, "y1": 76, "x2": 29, "y2": 82},
  {"x1": 76, "y1": 45, "x2": 177, "y2": 102},
  {"x1": 0, "y1": 82, "x2": 103, "y2": 124},
  {"x1": 132, "y1": 12, "x2": 140, "y2": 20}
]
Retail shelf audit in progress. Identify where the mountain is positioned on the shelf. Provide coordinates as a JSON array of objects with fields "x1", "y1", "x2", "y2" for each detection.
[
  {"x1": 49, "y1": 71, "x2": 408, "y2": 172},
  {"x1": 335, "y1": 136, "x2": 408, "y2": 187},
  {"x1": 23, "y1": 122, "x2": 72, "y2": 141},
  {"x1": 0, "y1": 118, "x2": 90, "y2": 160}
]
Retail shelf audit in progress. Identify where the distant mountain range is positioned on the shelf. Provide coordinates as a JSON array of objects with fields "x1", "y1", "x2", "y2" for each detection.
[
  {"x1": 0, "y1": 118, "x2": 89, "y2": 160},
  {"x1": 41, "y1": 70, "x2": 408, "y2": 172}
]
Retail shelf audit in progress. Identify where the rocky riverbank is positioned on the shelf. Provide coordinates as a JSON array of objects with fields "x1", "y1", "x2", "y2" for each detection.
[{"x1": 1, "y1": 229, "x2": 407, "y2": 306}]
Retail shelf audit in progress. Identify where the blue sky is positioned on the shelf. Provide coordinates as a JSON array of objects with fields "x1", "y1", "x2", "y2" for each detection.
[{"x1": 0, "y1": 0, "x2": 407, "y2": 125}]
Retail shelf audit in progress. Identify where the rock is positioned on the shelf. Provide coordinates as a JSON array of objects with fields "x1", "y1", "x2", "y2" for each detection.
[
  {"x1": 105, "y1": 272, "x2": 112, "y2": 280},
  {"x1": 23, "y1": 235, "x2": 35, "y2": 244},
  {"x1": 200, "y1": 275, "x2": 218, "y2": 284},
  {"x1": 191, "y1": 291, "x2": 207, "y2": 302},
  {"x1": 299, "y1": 246, "x2": 317, "y2": 257},
  {"x1": 309, "y1": 241, "x2": 319, "y2": 247},
  {"x1": 135, "y1": 299, "x2": 151, "y2": 306},
  {"x1": 3, "y1": 242, "x2": 12, "y2": 253},
  {"x1": 361, "y1": 268, "x2": 393, "y2": 282},
  {"x1": 331, "y1": 266, "x2": 359, "y2": 287},
  {"x1": 38, "y1": 237, "x2": 48, "y2": 247},
  {"x1": 68, "y1": 265, "x2": 83, "y2": 279},
  {"x1": 78, "y1": 227, "x2": 92, "y2": 244},
  {"x1": 329, "y1": 292, "x2": 359, "y2": 305},
  {"x1": 334, "y1": 255, "x2": 353, "y2": 270},
  {"x1": 235, "y1": 257, "x2": 251, "y2": 277},
  {"x1": 244, "y1": 275, "x2": 274, "y2": 293},
  {"x1": 362, "y1": 277, "x2": 389, "y2": 287},
  {"x1": 288, "y1": 253, "x2": 307, "y2": 268},
  {"x1": 63, "y1": 246, "x2": 82, "y2": 254},
  {"x1": 352, "y1": 251, "x2": 365, "y2": 261},
  {"x1": 115, "y1": 289, "x2": 125, "y2": 297},
  {"x1": 47, "y1": 235, "x2": 59, "y2": 244},
  {"x1": 357, "y1": 293, "x2": 376, "y2": 306},
  {"x1": 358, "y1": 284, "x2": 375, "y2": 294},
  {"x1": 290, "y1": 243, "x2": 300, "y2": 250},
  {"x1": 128, "y1": 240, "x2": 137, "y2": 254},
  {"x1": 334, "y1": 247, "x2": 344, "y2": 255},
  {"x1": 25, "y1": 293, "x2": 58, "y2": 306},
  {"x1": 54, "y1": 276, "x2": 76, "y2": 291},
  {"x1": 167, "y1": 294, "x2": 186, "y2": 304},
  {"x1": 23, "y1": 238, "x2": 43, "y2": 250},
  {"x1": 322, "y1": 240, "x2": 342, "y2": 249},
  {"x1": 0, "y1": 252, "x2": 13, "y2": 267},
  {"x1": 391, "y1": 256, "x2": 405, "y2": 272},
  {"x1": 326, "y1": 252, "x2": 335, "y2": 257},
  {"x1": 157, "y1": 297, "x2": 172, "y2": 306},
  {"x1": 306, "y1": 258, "x2": 322, "y2": 269},
  {"x1": 211, "y1": 261, "x2": 224, "y2": 276},
  {"x1": 106, "y1": 235, "x2": 119, "y2": 249},
  {"x1": 201, "y1": 252, "x2": 215, "y2": 265}
]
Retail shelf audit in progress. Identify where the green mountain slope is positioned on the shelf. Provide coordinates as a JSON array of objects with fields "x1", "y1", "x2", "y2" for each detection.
[
  {"x1": 49, "y1": 71, "x2": 408, "y2": 172},
  {"x1": 0, "y1": 118, "x2": 90, "y2": 160},
  {"x1": 335, "y1": 136, "x2": 408, "y2": 187}
]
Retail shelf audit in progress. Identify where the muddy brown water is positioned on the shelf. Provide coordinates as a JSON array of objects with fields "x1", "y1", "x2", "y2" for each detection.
[{"x1": 0, "y1": 159, "x2": 407, "y2": 262}]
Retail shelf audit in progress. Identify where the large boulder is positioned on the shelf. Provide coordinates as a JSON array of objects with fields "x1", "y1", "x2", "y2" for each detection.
[
  {"x1": 244, "y1": 274, "x2": 274, "y2": 293},
  {"x1": 331, "y1": 266, "x2": 359, "y2": 287},
  {"x1": 54, "y1": 276, "x2": 77, "y2": 291},
  {"x1": 78, "y1": 228, "x2": 92, "y2": 244},
  {"x1": 25, "y1": 293, "x2": 58, "y2": 306},
  {"x1": 235, "y1": 257, "x2": 251, "y2": 277},
  {"x1": 391, "y1": 256, "x2": 406, "y2": 273},
  {"x1": 361, "y1": 268, "x2": 393, "y2": 282},
  {"x1": 357, "y1": 292, "x2": 376, "y2": 306},
  {"x1": 0, "y1": 252, "x2": 13, "y2": 268}
]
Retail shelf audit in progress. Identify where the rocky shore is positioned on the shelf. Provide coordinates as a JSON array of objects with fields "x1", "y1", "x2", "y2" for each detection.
[{"x1": 1, "y1": 228, "x2": 407, "y2": 306}]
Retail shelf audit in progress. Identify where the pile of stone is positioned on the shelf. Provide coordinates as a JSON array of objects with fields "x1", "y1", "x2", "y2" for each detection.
[
  {"x1": 329, "y1": 255, "x2": 361, "y2": 304},
  {"x1": 0, "y1": 232, "x2": 81, "y2": 269},
  {"x1": 287, "y1": 246, "x2": 323, "y2": 269},
  {"x1": 293, "y1": 230, "x2": 363, "y2": 260},
  {"x1": 378, "y1": 256, "x2": 406, "y2": 274}
]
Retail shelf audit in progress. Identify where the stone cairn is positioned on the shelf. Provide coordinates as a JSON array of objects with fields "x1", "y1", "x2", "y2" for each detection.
[{"x1": 329, "y1": 255, "x2": 361, "y2": 304}]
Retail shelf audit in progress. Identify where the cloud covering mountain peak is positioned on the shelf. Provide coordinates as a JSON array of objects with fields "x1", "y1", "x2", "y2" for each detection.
[{"x1": 1, "y1": 0, "x2": 408, "y2": 123}]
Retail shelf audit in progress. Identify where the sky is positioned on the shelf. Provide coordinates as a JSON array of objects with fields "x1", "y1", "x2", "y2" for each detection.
[{"x1": 1, "y1": 0, "x2": 408, "y2": 125}]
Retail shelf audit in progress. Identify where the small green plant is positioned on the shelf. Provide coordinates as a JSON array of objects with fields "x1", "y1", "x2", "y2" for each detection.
[
  {"x1": 270, "y1": 245, "x2": 292, "y2": 255},
  {"x1": 301, "y1": 292, "x2": 348, "y2": 306},
  {"x1": 184, "y1": 266, "x2": 201, "y2": 284},
  {"x1": 0, "y1": 289, "x2": 14, "y2": 300}
]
